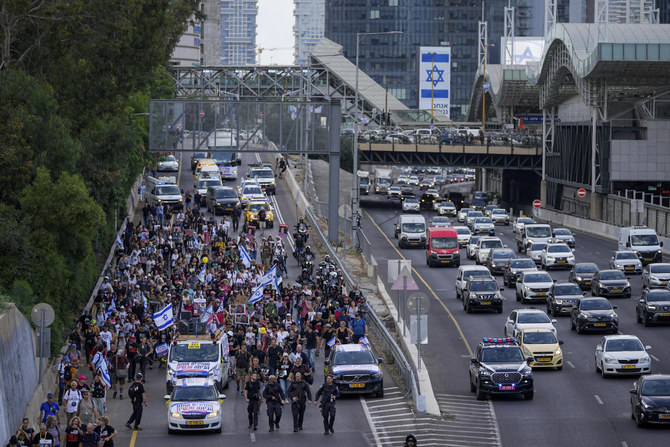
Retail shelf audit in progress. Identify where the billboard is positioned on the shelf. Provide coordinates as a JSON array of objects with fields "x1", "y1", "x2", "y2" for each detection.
[
  {"x1": 500, "y1": 37, "x2": 544, "y2": 66},
  {"x1": 418, "y1": 46, "x2": 451, "y2": 118}
]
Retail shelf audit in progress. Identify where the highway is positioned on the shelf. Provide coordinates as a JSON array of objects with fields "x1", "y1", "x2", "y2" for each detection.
[{"x1": 360, "y1": 187, "x2": 670, "y2": 447}]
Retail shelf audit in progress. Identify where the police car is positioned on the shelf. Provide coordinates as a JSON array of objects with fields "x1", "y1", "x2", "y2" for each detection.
[
  {"x1": 324, "y1": 344, "x2": 384, "y2": 397},
  {"x1": 164, "y1": 378, "x2": 225, "y2": 433}
]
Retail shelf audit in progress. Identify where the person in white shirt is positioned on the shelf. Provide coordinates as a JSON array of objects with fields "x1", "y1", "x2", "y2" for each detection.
[{"x1": 63, "y1": 381, "x2": 83, "y2": 424}]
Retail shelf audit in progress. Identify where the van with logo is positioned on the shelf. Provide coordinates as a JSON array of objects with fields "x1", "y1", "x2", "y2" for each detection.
[
  {"x1": 146, "y1": 176, "x2": 183, "y2": 211},
  {"x1": 426, "y1": 227, "x2": 460, "y2": 267},
  {"x1": 164, "y1": 377, "x2": 225, "y2": 433},
  {"x1": 166, "y1": 333, "x2": 231, "y2": 393}
]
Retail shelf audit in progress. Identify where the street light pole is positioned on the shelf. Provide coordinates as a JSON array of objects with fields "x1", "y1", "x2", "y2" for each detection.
[
  {"x1": 430, "y1": 52, "x2": 435, "y2": 127},
  {"x1": 353, "y1": 30, "x2": 403, "y2": 247},
  {"x1": 481, "y1": 43, "x2": 494, "y2": 135}
]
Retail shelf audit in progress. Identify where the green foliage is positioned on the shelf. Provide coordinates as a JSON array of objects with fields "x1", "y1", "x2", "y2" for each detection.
[{"x1": 10, "y1": 280, "x2": 36, "y2": 315}]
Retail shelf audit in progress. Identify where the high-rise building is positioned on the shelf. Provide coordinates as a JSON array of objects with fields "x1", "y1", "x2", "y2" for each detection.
[
  {"x1": 325, "y1": 0, "x2": 507, "y2": 121},
  {"x1": 294, "y1": 0, "x2": 325, "y2": 66},
  {"x1": 201, "y1": 0, "x2": 223, "y2": 66},
  {"x1": 659, "y1": 0, "x2": 670, "y2": 23},
  {"x1": 607, "y1": 0, "x2": 655, "y2": 23},
  {"x1": 221, "y1": 0, "x2": 258, "y2": 65},
  {"x1": 171, "y1": 19, "x2": 202, "y2": 67}
]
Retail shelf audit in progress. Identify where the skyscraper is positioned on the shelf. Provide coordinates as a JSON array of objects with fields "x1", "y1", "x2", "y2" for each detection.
[
  {"x1": 607, "y1": 0, "x2": 656, "y2": 23},
  {"x1": 221, "y1": 0, "x2": 258, "y2": 65},
  {"x1": 294, "y1": 0, "x2": 325, "y2": 66}
]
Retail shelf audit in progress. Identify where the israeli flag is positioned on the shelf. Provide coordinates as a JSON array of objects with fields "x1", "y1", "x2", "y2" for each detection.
[
  {"x1": 153, "y1": 304, "x2": 175, "y2": 331},
  {"x1": 116, "y1": 234, "x2": 123, "y2": 248},
  {"x1": 155, "y1": 343, "x2": 169, "y2": 356},
  {"x1": 239, "y1": 245, "x2": 252, "y2": 268},
  {"x1": 198, "y1": 265, "x2": 206, "y2": 283},
  {"x1": 143, "y1": 296, "x2": 148, "y2": 312},
  {"x1": 248, "y1": 283, "x2": 265, "y2": 305},
  {"x1": 359, "y1": 336, "x2": 370, "y2": 346},
  {"x1": 106, "y1": 298, "x2": 116, "y2": 320},
  {"x1": 260, "y1": 265, "x2": 278, "y2": 289},
  {"x1": 194, "y1": 236, "x2": 200, "y2": 250},
  {"x1": 327, "y1": 336, "x2": 337, "y2": 347},
  {"x1": 99, "y1": 356, "x2": 112, "y2": 388},
  {"x1": 288, "y1": 105, "x2": 298, "y2": 121}
]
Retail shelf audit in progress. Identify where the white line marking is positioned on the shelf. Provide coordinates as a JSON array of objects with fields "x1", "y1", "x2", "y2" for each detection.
[
  {"x1": 488, "y1": 400, "x2": 503, "y2": 447},
  {"x1": 249, "y1": 433, "x2": 255, "y2": 442},
  {"x1": 594, "y1": 395, "x2": 604, "y2": 405},
  {"x1": 621, "y1": 442, "x2": 629, "y2": 447},
  {"x1": 651, "y1": 354, "x2": 660, "y2": 362},
  {"x1": 567, "y1": 360, "x2": 576, "y2": 369},
  {"x1": 360, "y1": 397, "x2": 383, "y2": 447}
]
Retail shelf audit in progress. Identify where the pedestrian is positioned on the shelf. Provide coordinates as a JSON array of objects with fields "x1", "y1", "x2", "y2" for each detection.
[
  {"x1": 262, "y1": 375, "x2": 286, "y2": 432},
  {"x1": 136, "y1": 338, "x2": 153, "y2": 378},
  {"x1": 94, "y1": 417, "x2": 117, "y2": 447},
  {"x1": 125, "y1": 374, "x2": 147, "y2": 431},
  {"x1": 91, "y1": 374, "x2": 107, "y2": 417},
  {"x1": 314, "y1": 374, "x2": 340, "y2": 435},
  {"x1": 232, "y1": 205, "x2": 241, "y2": 232},
  {"x1": 236, "y1": 343, "x2": 251, "y2": 393},
  {"x1": 64, "y1": 418, "x2": 82, "y2": 447},
  {"x1": 349, "y1": 312, "x2": 368, "y2": 344},
  {"x1": 45, "y1": 416, "x2": 60, "y2": 447},
  {"x1": 194, "y1": 191, "x2": 202, "y2": 210},
  {"x1": 110, "y1": 349, "x2": 129, "y2": 400},
  {"x1": 303, "y1": 324, "x2": 318, "y2": 370},
  {"x1": 125, "y1": 336, "x2": 138, "y2": 380},
  {"x1": 31, "y1": 423, "x2": 55, "y2": 447},
  {"x1": 77, "y1": 389, "x2": 98, "y2": 427},
  {"x1": 80, "y1": 424, "x2": 100, "y2": 447},
  {"x1": 19, "y1": 418, "x2": 35, "y2": 439},
  {"x1": 287, "y1": 372, "x2": 312, "y2": 432},
  {"x1": 57, "y1": 357, "x2": 69, "y2": 405},
  {"x1": 244, "y1": 373, "x2": 263, "y2": 430},
  {"x1": 277, "y1": 354, "x2": 292, "y2": 397},
  {"x1": 39, "y1": 393, "x2": 59, "y2": 424},
  {"x1": 139, "y1": 184, "x2": 145, "y2": 202},
  {"x1": 155, "y1": 203, "x2": 164, "y2": 225},
  {"x1": 63, "y1": 381, "x2": 82, "y2": 424},
  {"x1": 11, "y1": 427, "x2": 32, "y2": 447}
]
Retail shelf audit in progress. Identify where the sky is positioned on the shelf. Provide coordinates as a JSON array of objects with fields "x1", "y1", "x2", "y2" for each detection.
[{"x1": 257, "y1": 0, "x2": 295, "y2": 65}]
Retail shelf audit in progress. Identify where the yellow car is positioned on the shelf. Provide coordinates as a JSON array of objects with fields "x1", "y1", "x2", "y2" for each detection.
[
  {"x1": 244, "y1": 201, "x2": 274, "y2": 228},
  {"x1": 517, "y1": 328, "x2": 564, "y2": 370}
]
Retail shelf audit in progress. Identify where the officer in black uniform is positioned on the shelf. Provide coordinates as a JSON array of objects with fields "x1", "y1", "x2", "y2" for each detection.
[
  {"x1": 244, "y1": 373, "x2": 263, "y2": 430},
  {"x1": 287, "y1": 372, "x2": 312, "y2": 432},
  {"x1": 314, "y1": 374, "x2": 340, "y2": 435},
  {"x1": 404, "y1": 433, "x2": 418, "y2": 447},
  {"x1": 262, "y1": 375, "x2": 287, "y2": 432}
]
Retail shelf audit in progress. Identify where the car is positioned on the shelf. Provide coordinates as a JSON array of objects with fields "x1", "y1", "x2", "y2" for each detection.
[
  {"x1": 324, "y1": 344, "x2": 384, "y2": 397},
  {"x1": 419, "y1": 179, "x2": 433, "y2": 190},
  {"x1": 465, "y1": 211, "x2": 484, "y2": 230},
  {"x1": 439, "y1": 133, "x2": 464, "y2": 146},
  {"x1": 527, "y1": 242, "x2": 547, "y2": 264},
  {"x1": 630, "y1": 374, "x2": 670, "y2": 427},
  {"x1": 504, "y1": 308, "x2": 557, "y2": 339},
  {"x1": 191, "y1": 152, "x2": 207, "y2": 172},
  {"x1": 472, "y1": 217, "x2": 495, "y2": 235},
  {"x1": 397, "y1": 175, "x2": 409, "y2": 185},
  {"x1": 569, "y1": 262, "x2": 599, "y2": 290},
  {"x1": 387, "y1": 186, "x2": 402, "y2": 199},
  {"x1": 454, "y1": 226, "x2": 472, "y2": 248},
  {"x1": 425, "y1": 189, "x2": 440, "y2": 199},
  {"x1": 570, "y1": 297, "x2": 618, "y2": 334},
  {"x1": 469, "y1": 337, "x2": 534, "y2": 401},
  {"x1": 552, "y1": 228, "x2": 575, "y2": 248},
  {"x1": 248, "y1": 167, "x2": 276, "y2": 195},
  {"x1": 513, "y1": 217, "x2": 535, "y2": 234},
  {"x1": 244, "y1": 200, "x2": 274, "y2": 228},
  {"x1": 385, "y1": 132, "x2": 413, "y2": 144},
  {"x1": 165, "y1": 378, "x2": 224, "y2": 433},
  {"x1": 503, "y1": 258, "x2": 537, "y2": 287},
  {"x1": 490, "y1": 208, "x2": 510, "y2": 225},
  {"x1": 239, "y1": 183, "x2": 266, "y2": 206},
  {"x1": 462, "y1": 275, "x2": 503, "y2": 313},
  {"x1": 483, "y1": 204, "x2": 497, "y2": 217},
  {"x1": 237, "y1": 178, "x2": 259, "y2": 195},
  {"x1": 430, "y1": 216, "x2": 451, "y2": 227},
  {"x1": 595, "y1": 335, "x2": 651, "y2": 377},
  {"x1": 610, "y1": 250, "x2": 643, "y2": 274},
  {"x1": 157, "y1": 154, "x2": 180, "y2": 172},
  {"x1": 407, "y1": 176, "x2": 420, "y2": 186},
  {"x1": 466, "y1": 235, "x2": 482, "y2": 260},
  {"x1": 475, "y1": 237, "x2": 505, "y2": 265},
  {"x1": 455, "y1": 265, "x2": 491, "y2": 300},
  {"x1": 419, "y1": 193, "x2": 436, "y2": 210},
  {"x1": 402, "y1": 197, "x2": 421, "y2": 213},
  {"x1": 591, "y1": 269, "x2": 632, "y2": 298},
  {"x1": 636, "y1": 288, "x2": 670, "y2": 326},
  {"x1": 540, "y1": 243, "x2": 575, "y2": 270},
  {"x1": 395, "y1": 214, "x2": 427, "y2": 248},
  {"x1": 206, "y1": 186, "x2": 240, "y2": 215},
  {"x1": 547, "y1": 282, "x2": 584, "y2": 316},
  {"x1": 194, "y1": 174, "x2": 223, "y2": 196},
  {"x1": 642, "y1": 263, "x2": 670, "y2": 289},
  {"x1": 457, "y1": 207, "x2": 474, "y2": 223},
  {"x1": 486, "y1": 248, "x2": 516, "y2": 275},
  {"x1": 437, "y1": 201, "x2": 457, "y2": 216},
  {"x1": 516, "y1": 270, "x2": 554, "y2": 304},
  {"x1": 517, "y1": 328, "x2": 564, "y2": 370}
]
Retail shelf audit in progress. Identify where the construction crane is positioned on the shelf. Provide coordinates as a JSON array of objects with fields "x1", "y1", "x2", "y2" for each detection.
[{"x1": 242, "y1": 46, "x2": 293, "y2": 65}]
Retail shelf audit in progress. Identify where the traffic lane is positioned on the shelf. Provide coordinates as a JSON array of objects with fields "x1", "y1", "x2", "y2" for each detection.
[{"x1": 361, "y1": 204, "x2": 662, "y2": 447}]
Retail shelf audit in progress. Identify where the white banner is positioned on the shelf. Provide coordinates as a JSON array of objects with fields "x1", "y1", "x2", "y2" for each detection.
[{"x1": 418, "y1": 46, "x2": 451, "y2": 118}]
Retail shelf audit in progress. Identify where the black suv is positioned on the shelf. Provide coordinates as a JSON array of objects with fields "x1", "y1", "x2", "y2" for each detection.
[
  {"x1": 570, "y1": 297, "x2": 619, "y2": 334},
  {"x1": 469, "y1": 338, "x2": 534, "y2": 401},
  {"x1": 636, "y1": 288, "x2": 670, "y2": 326},
  {"x1": 462, "y1": 276, "x2": 503, "y2": 314},
  {"x1": 569, "y1": 262, "x2": 599, "y2": 290},
  {"x1": 547, "y1": 282, "x2": 584, "y2": 316}
]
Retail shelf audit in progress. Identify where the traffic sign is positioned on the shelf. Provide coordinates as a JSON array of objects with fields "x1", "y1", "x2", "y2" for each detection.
[
  {"x1": 577, "y1": 188, "x2": 586, "y2": 198},
  {"x1": 199, "y1": 109, "x2": 205, "y2": 118},
  {"x1": 31, "y1": 303, "x2": 55, "y2": 327},
  {"x1": 532, "y1": 199, "x2": 542, "y2": 208},
  {"x1": 391, "y1": 271, "x2": 419, "y2": 291},
  {"x1": 407, "y1": 292, "x2": 430, "y2": 315},
  {"x1": 388, "y1": 260, "x2": 411, "y2": 283}
]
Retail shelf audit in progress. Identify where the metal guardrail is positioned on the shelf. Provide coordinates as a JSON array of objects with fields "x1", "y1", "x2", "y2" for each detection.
[
  {"x1": 357, "y1": 228, "x2": 373, "y2": 264},
  {"x1": 304, "y1": 206, "x2": 422, "y2": 410}
]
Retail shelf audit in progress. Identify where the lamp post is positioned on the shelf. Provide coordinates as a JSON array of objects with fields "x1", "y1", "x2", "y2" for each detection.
[{"x1": 353, "y1": 30, "x2": 403, "y2": 246}]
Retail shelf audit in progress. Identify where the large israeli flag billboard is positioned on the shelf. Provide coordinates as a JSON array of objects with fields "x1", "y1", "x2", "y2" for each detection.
[{"x1": 418, "y1": 46, "x2": 451, "y2": 118}]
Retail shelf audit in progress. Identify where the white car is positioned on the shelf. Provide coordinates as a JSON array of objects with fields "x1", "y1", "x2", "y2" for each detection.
[
  {"x1": 437, "y1": 201, "x2": 457, "y2": 216},
  {"x1": 609, "y1": 250, "x2": 643, "y2": 274},
  {"x1": 465, "y1": 211, "x2": 484, "y2": 229},
  {"x1": 239, "y1": 184, "x2": 266, "y2": 206},
  {"x1": 454, "y1": 226, "x2": 472, "y2": 247},
  {"x1": 455, "y1": 265, "x2": 491, "y2": 300},
  {"x1": 504, "y1": 308, "x2": 557, "y2": 339},
  {"x1": 473, "y1": 217, "x2": 495, "y2": 235},
  {"x1": 466, "y1": 235, "x2": 482, "y2": 259},
  {"x1": 430, "y1": 216, "x2": 451, "y2": 227},
  {"x1": 387, "y1": 186, "x2": 402, "y2": 199},
  {"x1": 165, "y1": 378, "x2": 224, "y2": 433},
  {"x1": 513, "y1": 217, "x2": 535, "y2": 234},
  {"x1": 641, "y1": 263, "x2": 670, "y2": 289},
  {"x1": 541, "y1": 243, "x2": 575, "y2": 270},
  {"x1": 457, "y1": 207, "x2": 474, "y2": 223},
  {"x1": 158, "y1": 154, "x2": 180, "y2": 172},
  {"x1": 490, "y1": 208, "x2": 510, "y2": 225},
  {"x1": 408, "y1": 176, "x2": 420, "y2": 186},
  {"x1": 595, "y1": 335, "x2": 652, "y2": 377},
  {"x1": 397, "y1": 175, "x2": 409, "y2": 185},
  {"x1": 516, "y1": 270, "x2": 554, "y2": 304},
  {"x1": 475, "y1": 237, "x2": 505, "y2": 265},
  {"x1": 402, "y1": 197, "x2": 420, "y2": 213},
  {"x1": 528, "y1": 242, "x2": 547, "y2": 264},
  {"x1": 552, "y1": 228, "x2": 575, "y2": 248}
]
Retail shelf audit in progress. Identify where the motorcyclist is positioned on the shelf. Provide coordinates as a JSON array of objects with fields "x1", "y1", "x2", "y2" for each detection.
[
  {"x1": 404, "y1": 433, "x2": 418, "y2": 447},
  {"x1": 297, "y1": 269, "x2": 313, "y2": 286}
]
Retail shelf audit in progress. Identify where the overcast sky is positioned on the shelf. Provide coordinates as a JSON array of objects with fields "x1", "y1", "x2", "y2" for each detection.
[{"x1": 257, "y1": 0, "x2": 295, "y2": 65}]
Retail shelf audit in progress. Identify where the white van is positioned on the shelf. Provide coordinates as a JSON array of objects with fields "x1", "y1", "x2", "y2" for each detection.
[
  {"x1": 394, "y1": 214, "x2": 427, "y2": 248},
  {"x1": 618, "y1": 226, "x2": 663, "y2": 264},
  {"x1": 516, "y1": 223, "x2": 552, "y2": 253},
  {"x1": 146, "y1": 176, "x2": 183, "y2": 210},
  {"x1": 166, "y1": 334, "x2": 231, "y2": 393}
]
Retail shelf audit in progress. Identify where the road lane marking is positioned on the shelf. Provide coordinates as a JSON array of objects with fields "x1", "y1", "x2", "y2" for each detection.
[
  {"x1": 621, "y1": 442, "x2": 629, "y2": 447},
  {"x1": 250, "y1": 433, "x2": 256, "y2": 442},
  {"x1": 567, "y1": 360, "x2": 575, "y2": 369},
  {"x1": 129, "y1": 429, "x2": 138, "y2": 447},
  {"x1": 363, "y1": 208, "x2": 473, "y2": 355},
  {"x1": 360, "y1": 396, "x2": 383, "y2": 447},
  {"x1": 651, "y1": 354, "x2": 660, "y2": 362},
  {"x1": 594, "y1": 395, "x2": 603, "y2": 405}
]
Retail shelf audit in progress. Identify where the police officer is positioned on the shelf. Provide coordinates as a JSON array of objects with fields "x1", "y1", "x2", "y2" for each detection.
[
  {"x1": 404, "y1": 433, "x2": 418, "y2": 447},
  {"x1": 262, "y1": 375, "x2": 286, "y2": 432},
  {"x1": 244, "y1": 373, "x2": 263, "y2": 430},
  {"x1": 314, "y1": 374, "x2": 340, "y2": 435},
  {"x1": 287, "y1": 372, "x2": 312, "y2": 432}
]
